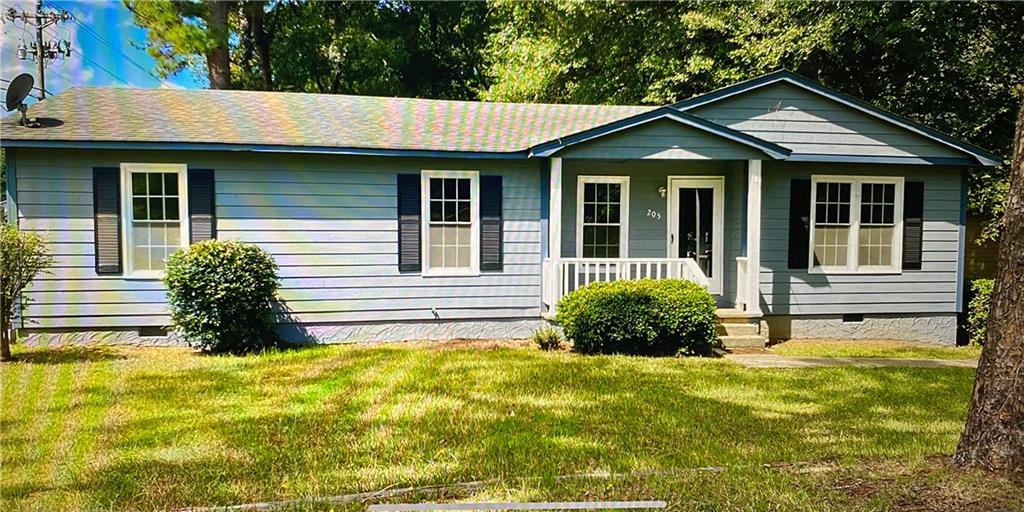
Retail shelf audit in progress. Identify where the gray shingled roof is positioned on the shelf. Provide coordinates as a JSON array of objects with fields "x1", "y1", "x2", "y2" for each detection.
[{"x1": 0, "y1": 87, "x2": 654, "y2": 153}]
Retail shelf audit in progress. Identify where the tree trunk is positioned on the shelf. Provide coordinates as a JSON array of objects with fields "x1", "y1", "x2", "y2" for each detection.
[
  {"x1": 251, "y1": 3, "x2": 272, "y2": 90},
  {"x1": 953, "y1": 90, "x2": 1024, "y2": 470},
  {"x1": 1, "y1": 303, "x2": 11, "y2": 361},
  {"x1": 206, "y1": 0, "x2": 233, "y2": 89}
]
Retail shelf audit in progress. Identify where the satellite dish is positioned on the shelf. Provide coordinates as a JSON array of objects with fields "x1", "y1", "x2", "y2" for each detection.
[
  {"x1": 5, "y1": 73, "x2": 33, "y2": 111},
  {"x1": 4, "y1": 73, "x2": 38, "y2": 127}
]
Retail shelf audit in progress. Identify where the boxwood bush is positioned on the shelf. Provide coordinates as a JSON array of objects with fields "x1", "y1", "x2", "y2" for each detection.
[
  {"x1": 555, "y1": 279, "x2": 718, "y2": 356},
  {"x1": 164, "y1": 240, "x2": 280, "y2": 354}
]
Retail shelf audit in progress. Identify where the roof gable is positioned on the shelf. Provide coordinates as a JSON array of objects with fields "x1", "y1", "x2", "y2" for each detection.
[
  {"x1": 530, "y1": 107, "x2": 790, "y2": 160},
  {"x1": 676, "y1": 70, "x2": 1000, "y2": 166}
]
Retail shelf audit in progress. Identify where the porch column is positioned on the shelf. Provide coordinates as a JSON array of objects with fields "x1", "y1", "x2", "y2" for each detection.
[
  {"x1": 547, "y1": 157, "x2": 563, "y2": 310},
  {"x1": 746, "y1": 159, "x2": 763, "y2": 316}
]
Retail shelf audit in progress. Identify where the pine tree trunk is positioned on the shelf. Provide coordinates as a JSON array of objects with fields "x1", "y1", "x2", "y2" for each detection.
[
  {"x1": 206, "y1": 0, "x2": 233, "y2": 89},
  {"x1": 953, "y1": 90, "x2": 1024, "y2": 470}
]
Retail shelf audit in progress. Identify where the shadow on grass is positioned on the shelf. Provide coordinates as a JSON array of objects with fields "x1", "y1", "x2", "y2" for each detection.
[
  {"x1": 11, "y1": 346, "x2": 976, "y2": 510},
  {"x1": 9, "y1": 346, "x2": 129, "y2": 365}
]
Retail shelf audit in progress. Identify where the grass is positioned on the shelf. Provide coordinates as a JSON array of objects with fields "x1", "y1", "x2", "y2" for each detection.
[
  {"x1": 0, "y1": 342, "x2": 1013, "y2": 511},
  {"x1": 769, "y1": 339, "x2": 983, "y2": 360}
]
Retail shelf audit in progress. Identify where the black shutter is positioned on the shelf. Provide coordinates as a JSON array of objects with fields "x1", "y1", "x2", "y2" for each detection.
[
  {"x1": 397, "y1": 174, "x2": 422, "y2": 272},
  {"x1": 188, "y1": 169, "x2": 216, "y2": 244},
  {"x1": 92, "y1": 167, "x2": 122, "y2": 274},
  {"x1": 480, "y1": 175, "x2": 503, "y2": 271},
  {"x1": 902, "y1": 181, "x2": 924, "y2": 270},
  {"x1": 788, "y1": 179, "x2": 812, "y2": 269}
]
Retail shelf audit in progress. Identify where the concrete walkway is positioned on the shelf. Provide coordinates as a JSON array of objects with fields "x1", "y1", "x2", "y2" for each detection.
[{"x1": 726, "y1": 353, "x2": 978, "y2": 369}]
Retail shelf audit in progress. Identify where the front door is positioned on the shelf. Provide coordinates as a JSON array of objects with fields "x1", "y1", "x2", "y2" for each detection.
[{"x1": 668, "y1": 177, "x2": 724, "y2": 294}]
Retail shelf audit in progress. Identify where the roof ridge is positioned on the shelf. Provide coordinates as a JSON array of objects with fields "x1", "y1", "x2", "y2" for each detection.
[{"x1": 58, "y1": 85, "x2": 655, "y2": 110}]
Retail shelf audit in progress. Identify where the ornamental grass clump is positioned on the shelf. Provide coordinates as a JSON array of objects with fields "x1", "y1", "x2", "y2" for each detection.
[
  {"x1": 164, "y1": 240, "x2": 280, "y2": 355},
  {"x1": 555, "y1": 279, "x2": 718, "y2": 356}
]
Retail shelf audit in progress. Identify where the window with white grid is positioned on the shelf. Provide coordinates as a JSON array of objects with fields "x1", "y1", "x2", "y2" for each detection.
[
  {"x1": 421, "y1": 170, "x2": 479, "y2": 275},
  {"x1": 809, "y1": 176, "x2": 903, "y2": 273},
  {"x1": 812, "y1": 181, "x2": 851, "y2": 267},
  {"x1": 577, "y1": 176, "x2": 629, "y2": 258},
  {"x1": 858, "y1": 183, "x2": 897, "y2": 267},
  {"x1": 122, "y1": 164, "x2": 188, "y2": 276}
]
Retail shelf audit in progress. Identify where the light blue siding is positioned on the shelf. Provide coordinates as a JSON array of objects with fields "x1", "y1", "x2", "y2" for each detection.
[
  {"x1": 558, "y1": 119, "x2": 766, "y2": 160},
  {"x1": 759, "y1": 162, "x2": 964, "y2": 315},
  {"x1": 559, "y1": 159, "x2": 746, "y2": 307},
  {"x1": 690, "y1": 82, "x2": 968, "y2": 160},
  {"x1": 14, "y1": 149, "x2": 542, "y2": 331}
]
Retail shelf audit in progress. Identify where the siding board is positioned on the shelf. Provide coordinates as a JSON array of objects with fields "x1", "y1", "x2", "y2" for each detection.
[
  {"x1": 758, "y1": 161, "x2": 963, "y2": 315},
  {"x1": 691, "y1": 82, "x2": 968, "y2": 159},
  {"x1": 15, "y1": 149, "x2": 543, "y2": 332}
]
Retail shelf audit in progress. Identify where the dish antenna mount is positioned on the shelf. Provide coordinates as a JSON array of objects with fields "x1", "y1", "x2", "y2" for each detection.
[{"x1": 5, "y1": 73, "x2": 39, "y2": 128}]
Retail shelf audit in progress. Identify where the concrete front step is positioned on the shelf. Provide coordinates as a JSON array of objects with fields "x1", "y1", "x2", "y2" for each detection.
[
  {"x1": 720, "y1": 335, "x2": 767, "y2": 348},
  {"x1": 717, "y1": 322, "x2": 760, "y2": 336},
  {"x1": 715, "y1": 309, "x2": 766, "y2": 348}
]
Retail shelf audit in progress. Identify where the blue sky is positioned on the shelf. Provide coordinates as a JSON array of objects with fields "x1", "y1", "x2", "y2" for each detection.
[{"x1": 2, "y1": 0, "x2": 201, "y2": 102}]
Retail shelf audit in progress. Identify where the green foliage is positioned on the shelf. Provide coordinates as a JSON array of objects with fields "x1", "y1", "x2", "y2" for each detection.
[
  {"x1": 128, "y1": 1, "x2": 492, "y2": 98},
  {"x1": 555, "y1": 279, "x2": 718, "y2": 356},
  {"x1": 0, "y1": 220, "x2": 53, "y2": 359},
  {"x1": 531, "y1": 326, "x2": 563, "y2": 351},
  {"x1": 484, "y1": 1, "x2": 1023, "y2": 224},
  {"x1": 124, "y1": 0, "x2": 226, "y2": 82},
  {"x1": 163, "y1": 240, "x2": 280, "y2": 354},
  {"x1": 967, "y1": 279, "x2": 995, "y2": 346}
]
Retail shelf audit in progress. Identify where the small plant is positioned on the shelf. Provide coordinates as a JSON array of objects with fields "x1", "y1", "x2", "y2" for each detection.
[
  {"x1": 967, "y1": 278, "x2": 994, "y2": 346},
  {"x1": 164, "y1": 240, "x2": 280, "y2": 355},
  {"x1": 532, "y1": 326, "x2": 563, "y2": 351},
  {"x1": 0, "y1": 220, "x2": 53, "y2": 361},
  {"x1": 555, "y1": 279, "x2": 718, "y2": 356}
]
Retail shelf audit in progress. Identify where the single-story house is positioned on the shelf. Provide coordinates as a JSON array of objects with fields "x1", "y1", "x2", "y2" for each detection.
[{"x1": 1, "y1": 70, "x2": 999, "y2": 347}]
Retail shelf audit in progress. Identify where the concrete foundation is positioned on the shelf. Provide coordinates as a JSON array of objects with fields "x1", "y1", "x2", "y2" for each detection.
[
  {"x1": 18, "y1": 318, "x2": 548, "y2": 347},
  {"x1": 764, "y1": 313, "x2": 958, "y2": 346}
]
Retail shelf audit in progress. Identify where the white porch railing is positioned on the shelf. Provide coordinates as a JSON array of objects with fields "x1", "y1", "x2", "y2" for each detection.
[{"x1": 543, "y1": 257, "x2": 710, "y2": 309}]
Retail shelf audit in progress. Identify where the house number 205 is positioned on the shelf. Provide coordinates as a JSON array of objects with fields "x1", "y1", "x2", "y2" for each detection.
[{"x1": 646, "y1": 209, "x2": 662, "y2": 220}]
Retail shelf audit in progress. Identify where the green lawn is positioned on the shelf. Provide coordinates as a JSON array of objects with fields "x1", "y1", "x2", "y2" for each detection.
[
  {"x1": 769, "y1": 339, "x2": 983, "y2": 360},
  {"x1": 0, "y1": 343, "x2": 1011, "y2": 511}
]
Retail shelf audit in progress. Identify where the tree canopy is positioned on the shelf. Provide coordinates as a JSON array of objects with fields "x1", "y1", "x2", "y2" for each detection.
[{"x1": 127, "y1": 1, "x2": 1024, "y2": 221}]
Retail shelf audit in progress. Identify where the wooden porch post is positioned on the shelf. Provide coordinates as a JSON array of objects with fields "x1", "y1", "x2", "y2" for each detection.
[
  {"x1": 548, "y1": 157, "x2": 563, "y2": 311},
  {"x1": 746, "y1": 159, "x2": 763, "y2": 316}
]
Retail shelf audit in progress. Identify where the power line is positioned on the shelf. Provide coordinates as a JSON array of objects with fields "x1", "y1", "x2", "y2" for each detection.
[
  {"x1": 2, "y1": 0, "x2": 72, "y2": 98},
  {"x1": 75, "y1": 49, "x2": 132, "y2": 86},
  {"x1": 44, "y1": 0, "x2": 167, "y2": 87}
]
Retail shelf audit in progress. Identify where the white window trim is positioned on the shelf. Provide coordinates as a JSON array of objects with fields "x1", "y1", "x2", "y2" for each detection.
[
  {"x1": 421, "y1": 170, "x2": 480, "y2": 277},
  {"x1": 575, "y1": 176, "x2": 630, "y2": 258},
  {"x1": 121, "y1": 163, "x2": 189, "y2": 279},
  {"x1": 808, "y1": 174, "x2": 904, "y2": 274}
]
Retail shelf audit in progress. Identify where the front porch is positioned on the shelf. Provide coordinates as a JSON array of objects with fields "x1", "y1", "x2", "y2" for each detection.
[{"x1": 541, "y1": 156, "x2": 765, "y2": 321}]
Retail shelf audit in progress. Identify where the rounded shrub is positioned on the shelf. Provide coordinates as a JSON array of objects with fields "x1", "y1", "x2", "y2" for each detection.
[
  {"x1": 164, "y1": 240, "x2": 280, "y2": 354},
  {"x1": 555, "y1": 279, "x2": 718, "y2": 356}
]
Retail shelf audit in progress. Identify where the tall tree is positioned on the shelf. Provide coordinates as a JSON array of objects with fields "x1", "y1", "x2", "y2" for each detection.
[
  {"x1": 953, "y1": 88, "x2": 1024, "y2": 471},
  {"x1": 125, "y1": 0, "x2": 238, "y2": 89}
]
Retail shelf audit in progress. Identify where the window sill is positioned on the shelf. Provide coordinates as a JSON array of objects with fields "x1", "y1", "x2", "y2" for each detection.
[
  {"x1": 421, "y1": 268, "x2": 480, "y2": 278},
  {"x1": 808, "y1": 267, "x2": 902, "y2": 275},
  {"x1": 123, "y1": 271, "x2": 166, "y2": 281}
]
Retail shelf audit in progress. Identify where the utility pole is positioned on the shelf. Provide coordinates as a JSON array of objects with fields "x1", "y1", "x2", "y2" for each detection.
[{"x1": 4, "y1": 1, "x2": 72, "y2": 99}]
